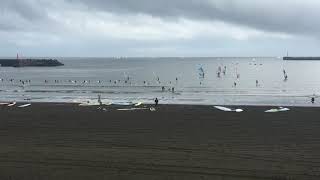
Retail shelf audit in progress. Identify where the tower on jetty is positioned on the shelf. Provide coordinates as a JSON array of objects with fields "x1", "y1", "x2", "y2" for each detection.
[{"x1": 0, "y1": 54, "x2": 64, "y2": 67}]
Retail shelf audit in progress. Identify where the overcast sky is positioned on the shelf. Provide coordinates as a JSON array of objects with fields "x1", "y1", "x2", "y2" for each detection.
[{"x1": 0, "y1": 0, "x2": 320, "y2": 57}]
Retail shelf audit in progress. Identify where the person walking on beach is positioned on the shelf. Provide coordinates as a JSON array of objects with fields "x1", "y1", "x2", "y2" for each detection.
[
  {"x1": 155, "y1": 98, "x2": 159, "y2": 106},
  {"x1": 311, "y1": 97, "x2": 315, "y2": 104}
]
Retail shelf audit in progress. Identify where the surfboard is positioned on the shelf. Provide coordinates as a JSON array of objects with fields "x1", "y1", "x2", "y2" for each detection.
[
  {"x1": 134, "y1": 102, "x2": 143, "y2": 107},
  {"x1": 7, "y1": 102, "x2": 16, "y2": 107},
  {"x1": 265, "y1": 107, "x2": 290, "y2": 113},
  {"x1": 278, "y1": 107, "x2": 290, "y2": 112},
  {"x1": 150, "y1": 107, "x2": 156, "y2": 112},
  {"x1": 117, "y1": 108, "x2": 148, "y2": 111},
  {"x1": 214, "y1": 106, "x2": 243, "y2": 113},
  {"x1": 112, "y1": 102, "x2": 132, "y2": 106},
  {"x1": 18, "y1": 104, "x2": 31, "y2": 108},
  {"x1": 214, "y1": 106, "x2": 232, "y2": 111},
  {"x1": 79, "y1": 101, "x2": 100, "y2": 106},
  {"x1": 0, "y1": 103, "x2": 9, "y2": 105},
  {"x1": 265, "y1": 109, "x2": 279, "y2": 113}
]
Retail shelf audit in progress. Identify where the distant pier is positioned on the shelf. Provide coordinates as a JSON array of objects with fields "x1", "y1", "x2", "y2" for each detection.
[
  {"x1": 0, "y1": 58, "x2": 64, "y2": 67},
  {"x1": 283, "y1": 57, "x2": 320, "y2": 60}
]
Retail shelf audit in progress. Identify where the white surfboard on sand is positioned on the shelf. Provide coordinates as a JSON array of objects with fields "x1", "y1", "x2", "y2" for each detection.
[
  {"x1": 134, "y1": 102, "x2": 143, "y2": 107},
  {"x1": 214, "y1": 106, "x2": 232, "y2": 111},
  {"x1": 117, "y1": 108, "x2": 148, "y2": 111},
  {"x1": 7, "y1": 102, "x2": 16, "y2": 107},
  {"x1": 112, "y1": 102, "x2": 132, "y2": 106},
  {"x1": 0, "y1": 103, "x2": 9, "y2": 105},
  {"x1": 18, "y1": 104, "x2": 31, "y2": 108},
  {"x1": 214, "y1": 106, "x2": 243, "y2": 112},
  {"x1": 265, "y1": 107, "x2": 290, "y2": 113},
  {"x1": 149, "y1": 107, "x2": 156, "y2": 112}
]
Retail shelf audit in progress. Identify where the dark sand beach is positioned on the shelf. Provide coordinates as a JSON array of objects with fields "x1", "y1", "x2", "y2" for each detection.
[{"x1": 0, "y1": 103, "x2": 319, "y2": 179}]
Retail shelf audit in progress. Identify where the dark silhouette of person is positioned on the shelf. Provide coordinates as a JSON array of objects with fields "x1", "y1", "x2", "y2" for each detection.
[
  {"x1": 311, "y1": 97, "x2": 315, "y2": 104},
  {"x1": 155, "y1": 98, "x2": 159, "y2": 106}
]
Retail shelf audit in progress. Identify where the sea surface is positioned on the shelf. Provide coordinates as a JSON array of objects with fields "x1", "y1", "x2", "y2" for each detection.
[{"x1": 1, "y1": 57, "x2": 320, "y2": 106}]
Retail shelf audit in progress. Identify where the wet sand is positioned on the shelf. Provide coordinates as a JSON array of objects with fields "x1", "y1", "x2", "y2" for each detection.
[{"x1": 0, "y1": 103, "x2": 319, "y2": 179}]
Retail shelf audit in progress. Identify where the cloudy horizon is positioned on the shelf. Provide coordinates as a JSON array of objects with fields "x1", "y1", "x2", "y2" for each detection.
[{"x1": 1, "y1": 0, "x2": 320, "y2": 57}]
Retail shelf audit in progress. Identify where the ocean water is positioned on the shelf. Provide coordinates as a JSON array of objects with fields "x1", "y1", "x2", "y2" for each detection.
[{"x1": 1, "y1": 57, "x2": 320, "y2": 106}]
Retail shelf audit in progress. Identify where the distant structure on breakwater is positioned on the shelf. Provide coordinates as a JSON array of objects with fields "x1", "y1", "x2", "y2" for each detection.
[
  {"x1": 0, "y1": 54, "x2": 64, "y2": 67},
  {"x1": 283, "y1": 57, "x2": 320, "y2": 60}
]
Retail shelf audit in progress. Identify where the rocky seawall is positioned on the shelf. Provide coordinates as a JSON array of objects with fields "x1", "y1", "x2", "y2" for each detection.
[{"x1": 0, "y1": 59, "x2": 64, "y2": 67}]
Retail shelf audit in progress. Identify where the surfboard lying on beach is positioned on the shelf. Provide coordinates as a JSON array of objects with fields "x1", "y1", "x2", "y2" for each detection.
[
  {"x1": 0, "y1": 103, "x2": 9, "y2": 105},
  {"x1": 265, "y1": 107, "x2": 290, "y2": 113},
  {"x1": 7, "y1": 102, "x2": 16, "y2": 107},
  {"x1": 18, "y1": 104, "x2": 31, "y2": 108},
  {"x1": 117, "y1": 107, "x2": 148, "y2": 111},
  {"x1": 112, "y1": 102, "x2": 132, "y2": 106},
  {"x1": 214, "y1": 106, "x2": 243, "y2": 112},
  {"x1": 149, "y1": 107, "x2": 156, "y2": 112},
  {"x1": 79, "y1": 101, "x2": 100, "y2": 106},
  {"x1": 134, "y1": 102, "x2": 143, "y2": 107}
]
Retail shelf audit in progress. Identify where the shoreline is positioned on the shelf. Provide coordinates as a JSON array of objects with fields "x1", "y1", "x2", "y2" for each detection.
[{"x1": 1, "y1": 100, "x2": 320, "y2": 108}]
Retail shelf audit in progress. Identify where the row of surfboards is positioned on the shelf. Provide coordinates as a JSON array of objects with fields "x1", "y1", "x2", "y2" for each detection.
[
  {"x1": 214, "y1": 106, "x2": 290, "y2": 113},
  {"x1": 78, "y1": 101, "x2": 143, "y2": 107},
  {"x1": 78, "y1": 101, "x2": 158, "y2": 111},
  {"x1": 77, "y1": 101, "x2": 289, "y2": 113},
  {"x1": 0, "y1": 102, "x2": 32, "y2": 108}
]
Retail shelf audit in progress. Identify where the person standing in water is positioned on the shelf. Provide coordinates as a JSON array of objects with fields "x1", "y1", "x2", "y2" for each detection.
[
  {"x1": 155, "y1": 98, "x2": 159, "y2": 106},
  {"x1": 98, "y1": 95, "x2": 102, "y2": 106},
  {"x1": 223, "y1": 66, "x2": 226, "y2": 75}
]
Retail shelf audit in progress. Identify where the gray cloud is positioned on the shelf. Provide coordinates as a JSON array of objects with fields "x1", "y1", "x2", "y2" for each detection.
[
  {"x1": 70, "y1": 0, "x2": 320, "y2": 37},
  {"x1": 0, "y1": 0, "x2": 54, "y2": 32},
  {"x1": 1, "y1": 0, "x2": 319, "y2": 36},
  {"x1": 1, "y1": 0, "x2": 320, "y2": 57}
]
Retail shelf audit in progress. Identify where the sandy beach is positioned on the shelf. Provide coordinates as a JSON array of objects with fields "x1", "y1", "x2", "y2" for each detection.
[{"x1": 0, "y1": 103, "x2": 319, "y2": 179}]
